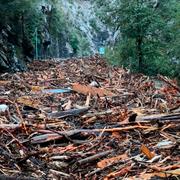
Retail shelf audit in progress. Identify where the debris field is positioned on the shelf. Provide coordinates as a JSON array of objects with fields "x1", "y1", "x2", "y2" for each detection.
[{"x1": 0, "y1": 56, "x2": 180, "y2": 179}]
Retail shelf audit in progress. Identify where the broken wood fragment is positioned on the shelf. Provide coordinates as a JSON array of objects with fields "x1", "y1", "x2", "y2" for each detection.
[
  {"x1": 158, "y1": 75, "x2": 180, "y2": 92},
  {"x1": 72, "y1": 83, "x2": 114, "y2": 96},
  {"x1": 0, "y1": 56, "x2": 179, "y2": 179},
  {"x1": 137, "y1": 113, "x2": 180, "y2": 122},
  {"x1": 140, "y1": 144, "x2": 155, "y2": 159},
  {"x1": 48, "y1": 107, "x2": 89, "y2": 118},
  {"x1": 97, "y1": 153, "x2": 128, "y2": 169},
  {"x1": 78, "y1": 150, "x2": 113, "y2": 165}
]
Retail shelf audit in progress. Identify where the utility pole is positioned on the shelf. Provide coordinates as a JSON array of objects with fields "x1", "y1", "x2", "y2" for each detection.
[{"x1": 35, "y1": 28, "x2": 38, "y2": 59}]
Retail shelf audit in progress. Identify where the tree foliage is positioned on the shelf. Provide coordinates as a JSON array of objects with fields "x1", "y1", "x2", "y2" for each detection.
[{"x1": 96, "y1": 0, "x2": 180, "y2": 77}]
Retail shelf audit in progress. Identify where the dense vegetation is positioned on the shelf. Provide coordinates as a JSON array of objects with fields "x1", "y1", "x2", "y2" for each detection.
[
  {"x1": 96, "y1": 0, "x2": 180, "y2": 79},
  {"x1": 0, "y1": 0, "x2": 90, "y2": 62},
  {"x1": 0, "y1": 0, "x2": 39, "y2": 58}
]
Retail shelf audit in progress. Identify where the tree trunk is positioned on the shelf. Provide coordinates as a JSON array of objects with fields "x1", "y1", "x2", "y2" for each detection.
[
  {"x1": 21, "y1": 12, "x2": 25, "y2": 41},
  {"x1": 136, "y1": 0, "x2": 143, "y2": 72},
  {"x1": 136, "y1": 36, "x2": 143, "y2": 72}
]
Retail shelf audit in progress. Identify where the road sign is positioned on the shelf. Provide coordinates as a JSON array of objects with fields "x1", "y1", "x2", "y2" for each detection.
[{"x1": 99, "y1": 47, "x2": 105, "y2": 55}]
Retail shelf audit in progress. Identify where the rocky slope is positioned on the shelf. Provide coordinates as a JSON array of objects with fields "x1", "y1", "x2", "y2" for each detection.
[
  {"x1": 0, "y1": 26, "x2": 33, "y2": 72},
  {"x1": 59, "y1": 0, "x2": 112, "y2": 54},
  {"x1": 0, "y1": 0, "x2": 113, "y2": 72}
]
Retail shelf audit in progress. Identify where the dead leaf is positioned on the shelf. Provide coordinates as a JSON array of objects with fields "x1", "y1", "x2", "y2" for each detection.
[
  {"x1": 97, "y1": 153, "x2": 128, "y2": 169},
  {"x1": 140, "y1": 144, "x2": 155, "y2": 160}
]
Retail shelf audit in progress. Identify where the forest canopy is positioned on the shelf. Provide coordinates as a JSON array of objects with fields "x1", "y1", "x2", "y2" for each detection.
[{"x1": 96, "y1": 0, "x2": 180, "y2": 78}]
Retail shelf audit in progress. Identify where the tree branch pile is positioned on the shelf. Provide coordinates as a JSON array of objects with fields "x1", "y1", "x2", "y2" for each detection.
[{"x1": 0, "y1": 56, "x2": 179, "y2": 179}]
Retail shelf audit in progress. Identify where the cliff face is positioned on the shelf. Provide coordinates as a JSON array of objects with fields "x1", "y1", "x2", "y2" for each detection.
[
  {"x1": 45, "y1": 0, "x2": 113, "y2": 58},
  {"x1": 0, "y1": 25, "x2": 32, "y2": 72},
  {"x1": 0, "y1": 0, "x2": 113, "y2": 72},
  {"x1": 59, "y1": 0, "x2": 112, "y2": 53}
]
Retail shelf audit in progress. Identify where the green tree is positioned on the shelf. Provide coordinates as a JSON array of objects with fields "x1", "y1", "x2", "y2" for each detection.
[{"x1": 96, "y1": 0, "x2": 179, "y2": 76}]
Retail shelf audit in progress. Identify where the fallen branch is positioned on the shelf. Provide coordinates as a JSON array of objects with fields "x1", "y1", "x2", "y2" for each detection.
[
  {"x1": 72, "y1": 83, "x2": 114, "y2": 96},
  {"x1": 30, "y1": 125, "x2": 157, "y2": 144},
  {"x1": 158, "y1": 75, "x2": 180, "y2": 92},
  {"x1": 0, "y1": 174, "x2": 37, "y2": 180},
  {"x1": 48, "y1": 107, "x2": 89, "y2": 118},
  {"x1": 82, "y1": 109, "x2": 113, "y2": 118},
  {"x1": 78, "y1": 150, "x2": 113, "y2": 165},
  {"x1": 137, "y1": 113, "x2": 180, "y2": 122}
]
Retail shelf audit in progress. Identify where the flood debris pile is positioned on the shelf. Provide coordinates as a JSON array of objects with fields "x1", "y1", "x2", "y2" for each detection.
[{"x1": 0, "y1": 56, "x2": 180, "y2": 179}]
